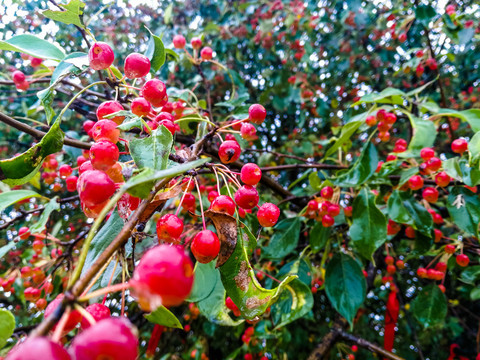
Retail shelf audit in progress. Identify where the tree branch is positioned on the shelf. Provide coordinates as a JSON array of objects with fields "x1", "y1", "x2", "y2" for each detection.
[
  {"x1": 307, "y1": 318, "x2": 347, "y2": 360},
  {"x1": 337, "y1": 330, "x2": 405, "y2": 360}
]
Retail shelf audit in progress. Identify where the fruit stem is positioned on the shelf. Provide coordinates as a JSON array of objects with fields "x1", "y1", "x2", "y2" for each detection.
[
  {"x1": 194, "y1": 177, "x2": 207, "y2": 231},
  {"x1": 253, "y1": 267, "x2": 281, "y2": 283},
  {"x1": 81, "y1": 252, "x2": 116, "y2": 297},
  {"x1": 78, "y1": 282, "x2": 130, "y2": 302},
  {"x1": 218, "y1": 117, "x2": 248, "y2": 130},
  {"x1": 74, "y1": 303, "x2": 96, "y2": 326},
  {"x1": 121, "y1": 258, "x2": 126, "y2": 317},
  {"x1": 51, "y1": 307, "x2": 71, "y2": 343},
  {"x1": 103, "y1": 257, "x2": 119, "y2": 305},
  {"x1": 175, "y1": 177, "x2": 193, "y2": 217}
]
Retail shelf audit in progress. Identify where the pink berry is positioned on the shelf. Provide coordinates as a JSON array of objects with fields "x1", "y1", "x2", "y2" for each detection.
[
  {"x1": 191, "y1": 37, "x2": 202, "y2": 49},
  {"x1": 173, "y1": 35, "x2": 186, "y2": 49},
  {"x1": 234, "y1": 185, "x2": 259, "y2": 209},
  {"x1": 6, "y1": 337, "x2": 71, "y2": 360},
  {"x1": 142, "y1": 79, "x2": 167, "y2": 108},
  {"x1": 97, "y1": 101, "x2": 125, "y2": 124},
  {"x1": 88, "y1": 42, "x2": 115, "y2": 70},
  {"x1": 12, "y1": 70, "x2": 26, "y2": 83},
  {"x1": 248, "y1": 104, "x2": 266, "y2": 125},
  {"x1": 44, "y1": 295, "x2": 82, "y2": 334},
  {"x1": 257, "y1": 203, "x2": 280, "y2": 227},
  {"x1": 77, "y1": 170, "x2": 116, "y2": 207},
  {"x1": 209, "y1": 195, "x2": 236, "y2": 216},
  {"x1": 124, "y1": 53, "x2": 150, "y2": 79},
  {"x1": 80, "y1": 303, "x2": 111, "y2": 330},
  {"x1": 90, "y1": 141, "x2": 119, "y2": 171},
  {"x1": 200, "y1": 47, "x2": 213, "y2": 60},
  {"x1": 240, "y1": 123, "x2": 257, "y2": 141},
  {"x1": 191, "y1": 230, "x2": 221, "y2": 264},
  {"x1": 241, "y1": 163, "x2": 262, "y2": 185},
  {"x1": 218, "y1": 140, "x2": 241, "y2": 164}
]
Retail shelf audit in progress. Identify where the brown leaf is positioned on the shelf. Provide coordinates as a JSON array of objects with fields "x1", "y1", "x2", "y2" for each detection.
[
  {"x1": 137, "y1": 186, "x2": 183, "y2": 224},
  {"x1": 204, "y1": 210, "x2": 237, "y2": 268}
]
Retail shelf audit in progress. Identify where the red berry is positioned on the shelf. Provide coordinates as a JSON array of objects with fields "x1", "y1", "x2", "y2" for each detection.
[
  {"x1": 307, "y1": 200, "x2": 318, "y2": 211},
  {"x1": 434, "y1": 229, "x2": 443, "y2": 242},
  {"x1": 234, "y1": 185, "x2": 259, "y2": 209},
  {"x1": 327, "y1": 204, "x2": 340, "y2": 217},
  {"x1": 435, "y1": 171, "x2": 451, "y2": 187},
  {"x1": 88, "y1": 42, "x2": 115, "y2": 70},
  {"x1": 241, "y1": 163, "x2": 262, "y2": 185},
  {"x1": 44, "y1": 295, "x2": 82, "y2": 334},
  {"x1": 435, "y1": 262, "x2": 447, "y2": 273},
  {"x1": 200, "y1": 47, "x2": 213, "y2": 60},
  {"x1": 58, "y1": 164, "x2": 72, "y2": 179},
  {"x1": 320, "y1": 186, "x2": 334, "y2": 200},
  {"x1": 15, "y1": 80, "x2": 29, "y2": 91},
  {"x1": 405, "y1": 226, "x2": 415, "y2": 238},
  {"x1": 131, "y1": 245, "x2": 194, "y2": 309},
  {"x1": 156, "y1": 214, "x2": 184, "y2": 243},
  {"x1": 209, "y1": 195, "x2": 236, "y2": 216},
  {"x1": 6, "y1": 337, "x2": 71, "y2": 360},
  {"x1": 422, "y1": 187, "x2": 439, "y2": 203},
  {"x1": 225, "y1": 296, "x2": 239, "y2": 312},
  {"x1": 191, "y1": 37, "x2": 202, "y2": 49},
  {"x1": 240, "y1": 122, "x2": 257, "y2": 141},
  {"x1": 80, "y1": 303, "x2": 111, "y2": 330},
  {"x1": 97, "y1": 101, "x2": 125, "y2": 124},
  {"x1": 417, "y1": 267, "x2": 427, "y2": 278},
  {"x1": 426, "y1": 157, "x2": 442, "y2": 171},
  {"x1": 173, "y1": 35, "x2": 186, "y2": 49},
  {"x1": 30, "y1": 57, "x2": 43, "y2": 67},
  {"x1": 182, "y1": 193, "x2": 196, "y2": 212},
  {"x1": 396, "y1": 259, "x2": 405, "y2": 269},
  {"x1": 90, "y1": 141, "x2": 119, "y2": 171},
  {"x1": 456, "y1": 254, "x2": 469, "y2": 267},
  {"x1": 70, "y1": 318, "x2": 138, "y2": 360},
  {"x1": 322, "y1": 214, "x2": 334, "y2": 227},
  {"x1": 158, "y1": 119, "x2": 176, "y2": 135},
  {"x1": 142, "y1": 79, "x2": 167, "y2": 108},
  {"x1": 408, "y1": 175, "x2": 424, "y2": 190},
  {"x1": 451, "y1": 138, "x2": 468, "y2": 154},
  {"x1": 387, "y1": 219, "x2": 401, "y2": 235},
  {"x1": 445, "y1": 244, "x2": 456, "y2": 254},
  {"x1": 191, "y1": 230, "x2": 221, "y2": 264},
  {"x1": 18, "y1": 226, "x2": 30, "y2": 240},
  {"x1": 385, "y1": 255, "x2": 394, "y2": 265},
  {"x1": 77, "y1": 170, "x2": 116, "y2": 207},
  {"x1": 131, "y1": 97, "x2": 152, "y2": 117},
  {"x1": 385, "y1": 112, "x2": 397, "y2": 124},
  {"x1": 365, "y1": 115, "x2": 376, "y2": 126},
  {"x1": 248, "y1": 104, "x2": 266, "y2": 125},
  {"x1": 218, "y1": 140, "x2": 241, "y2": 164},
  {"x1": 124, "y1": 53, "x2": 150, "y2": 79},
  {"x1": 92, "y1": 120, "x2": 120, "y2": 143},
  {"x1": 420, "y1": 147, "x2": 435, "y2": 161},
  {"x1": 398, "y1": 32, "x2": 407, "y2": 42},
  {"x1": 12, "y1": 70, "x2": 26, "y2": 83},
  {"x1": 257, "y1": 203, "x2": 280, "y2": 227}
]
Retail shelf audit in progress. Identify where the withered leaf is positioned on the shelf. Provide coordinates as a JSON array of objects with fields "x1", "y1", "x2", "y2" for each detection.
[
  {"x1": 137, "y1": 186, "x2": 181, "y2": 224},
  {"x1": 204, "y1": 210, "x2": 237, "y2": 268}
]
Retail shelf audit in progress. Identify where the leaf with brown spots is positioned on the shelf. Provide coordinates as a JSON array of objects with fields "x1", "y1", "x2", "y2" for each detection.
[{"x1": 204, "y1": 210, "x2": 237, "y2": 267}]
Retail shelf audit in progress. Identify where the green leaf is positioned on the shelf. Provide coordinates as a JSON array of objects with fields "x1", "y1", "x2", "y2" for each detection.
[
  {"x1": 116, "y1": 117, "x2": 143, "y2": 131},
  {"x1": 458, "y1": 28, "x2": 475, "y2": 45},
  {"x1": 443, "y1": 158, "x2": 480, "y2": 187},
  {"x1": 407, "y1": 115, "x2": 436, "y2": 154},
  {"x1": 0, "y1": 34, "x2": 65, "y2": 61},
  {"x1": 129, "y1": 126, "x2": 173, "y2": 171},
  {"x1": 325, "y1": 253, "x2": 366, "y2": 326},
  {"x1": 333, "y1": 141, "x2": 378, "y2": 188},
  {"x1": 219, "y1": 226, "x2": 296, "y2": 320},
  {"x1": 350, "y1": 188, "x2": 387, "y2": 260},
  {"x1": 187, "y1": 261, "x2": 218, "y2": 303},
  {"x1": 124, "y1": 158, "x2": 209, "y2": 198},
  {"x1": 388, "y1": 191, "x2": 433, "y2": 237},
  {"x1": 429, "y1": 109, "x2": 480, "y2": 132},
  {"x1": 164, "y1": 48, "x2": 180, "y2": 62},
  {"x1": 42, "y1": 0, "x2": 86, "y2": 29},
  {"x1": 309, "y1": 222, "x2": 331, "y2": 253},
  {"x1": 460, "y1": 265, "x2": 480, "y2": 285},
  {"x1": 145, "y1": 306, "x2": 183, "y2": 329},
  {"x1": 411, "y1": 284, "x2": 447, "y2": 328},
  {"x1": 145, "y1": 28, "x2": 166, "y2": 73},
  {"x1": 324, "y1": 117, "x2": 364, "y2": 158},
  {"x1": 0, "y1": 309, "x2": 15, "y2": 348},
  {"x1": 262, "y1": 217, "x2": 302, "y2": 260},
  {"x1": 0, "y1": 122, "x2": 65, "y2": 186},
  {"x1": 469, "y1": 131, "x2": 480, "y2": 164},
  {"x1": 81, "y1": 211, "x2": 124, "y2": 291},
  {"x1": 271, "y1": 279, "x2": 313, "y2": 329},
  {"x1": 447, "y1": 187, "x2": 480, "y2": 238},
  {"x1": 29, "y1": 197, "x2": 60, "y2": 234},
  {"x1": 163, "y1": 3, "x2": 173, "y2": 24},
  {"x1": 415, "y1": 5, "x2": 437, "y2": 26},
  {"x1": 0, "y1": 243, "x2": 16, "y2": 261},
  {"x1": 352, "y1": 88, "x2": 405, "y2": 106},
  {"x1": 0, "y1": 190, "x2": 43, "y2": 213}
]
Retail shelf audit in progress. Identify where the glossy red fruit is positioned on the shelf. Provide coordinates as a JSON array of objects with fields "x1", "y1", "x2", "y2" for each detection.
[
  {"x1": 90, "y1": 141, "x2": 119, "y2": 171},
  {"x1": 321, "y1": 186, "x2": 334, "y2": 200},
  {"x1": 6, "y1": 337, "x2": 71, "y2": 360},
  {"x1": 200, "y1": 47, "x2": 213, "y2": 60},
  {"x1": 257, "y1": 203, "x2": 280, "y2": 227},
  {"x1": 191, "y1": 37, "x2": 202, "y2": 49},
  {"x1": 451, "y1": 138, "x2": 468, "y2": 154},
  {"x1": 70, "y1": 318, "x2": 138, "y2": 360},
  {"x1": 12, "y1": 70, "x2": 26, "y2": 83},
  {"x1": 92, "y1": 119, "x2": 120, "y2": 143},
  {"x1": 18, "y1": 226, "x2": 30, "y2": 240},
  {"x1": 88, "y1": 42, "x2": 115, "y2": 70},
  {"x1": 15, "y1": 80, "x2": 29, "y2": 91},
  {"x1": 79, "y1": 160, "x2": 94, "y2": 174},
  {"x1": 97, "y1": 101, "x2": 125, "y2": 124},
  {"x1": 209, "y1": 195, "x2": 236, "y2": 216},
  {"x1": 307, "y1": 200, "x2": 318, "y2": 211},
  {"x1": 396, "y1": 259, "x2": 405, "y2": 269},
  {"x1": 77, "y1": 170, "x2": 116, "y2": 207},
  {"x1": 58, "y1": 164, "x2": 72, "y2": 179},
  {"x1": 124, "y1": 53, "x2": 151, "y2": 79},
  {"x1": 173, "y1": 35, "x2": 186, "y2": 49},
  {"x1": 435, "y1": 171, "x2": 450, "y2": 187},
  {"x1": 385, "y1": 112, "x2": 397, "y2": 124},
  {"x1": 191, "y1": 230, "x2": 221, "y2": 264},
  {"x1": 417, "y1": 267, "x2": 427, "y2": 278},
  {"x1": 218, "y1": 140, "x2": 241, "y2": 164},
  {"x1": 131, "y1": 97, "x2": 152, "y2": 117},
  {"x1": 240, "y1": 122, "x2": 257, "y2": 141},
  {"x1": 182, "y1": 193, "x2": 196, "y2": 212},
  {"x1": 322, "y1": 214, "x2": 334, "y2": 227},
  {"x1": 44, "y1": 295, "x2": 82, "y2": 334},
  {"x1": 248, "y1": 104, "x2": 266, "y2": 125},
  {"x1": 241, "y1": 163, "x2": 262, "y2": 185},
  {"x1": 445, "y1": 244, "x2": 456, "y2": 254},
  {"x1": 225, "y1": 296, "x2": 239, "y2": 313},
  {"x1": 158, "y1": 119, "x2": 176, "y2": 135},
  {"x1": 398, "y1": 32, "x2": 407, "y2": 43},
  {"x1": 387, "y1": 265, "x2": 396, "y2": 274},
  {"x1": 365, "y1": 115, "x2": 376, "y2": 126},
  {"x1": 327, "y1": 204, "x2": 340, "y2": 217},
  {"x1": 234, "y1": 185, "x2": 259, "y2": 209},
  {"x1": 434, "y1": 229, "x2": 443, "y2": 243},
  {"x1": 387, "y1": 219, "x2": 401, "y2": 235},
  {"x1": 408, "y1": 175, "x2": 424, "y2": 190},
  {"x1": 385, "y1": 255, "x2": 394, "y2": 265},
  {"x1": 456, "y1": 254, "x2": 469, "y2": 267},
  {"x1": 142, "y1": 79, "x2": 167, "y2": 108},
  {"x1": 30, "y1": 57, "x2": 43, "y2": 67},
  {"x1": 426, "y1": 157, "x2": 442, "y2": 171},
  {"x1": 80, "y1": 303, "x2": 111, "y2": 330},
  {"x1": 405, "y1": 226, "x2": 415, "y2": 238},
  {"x1": 422, "y1": 187, "x2": 439, "y2": 203},
  {"x1": 420, "y1": 147, "x2": 435, "y2": 161},
  {"x1": 131, "y1": 245, "x2": 194, "y2": 309},
  {"x1": 156, "y1": 214, "x2": 184, "y2": 243}
]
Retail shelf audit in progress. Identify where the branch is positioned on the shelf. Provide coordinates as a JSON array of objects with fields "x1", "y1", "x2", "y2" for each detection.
[
  {"x1": 337, "y1": 330, "x2": 405, "y2": 360},
  {"x1": 245, "y1": 148, "x2": 313, "y2": 163},
  {"x1": 261, "y1": 163, "x2": 348, "y2": 171},
  {"x1": 0, "y1": 111, "x2": 91, "y2": 150},
  {"x1": 307, "y1": 318, "x2": 347, "y2": 360}
]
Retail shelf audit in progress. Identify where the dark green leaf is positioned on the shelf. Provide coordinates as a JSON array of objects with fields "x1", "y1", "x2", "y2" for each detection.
[
  {"x1": 309, "y1": 222, "x2": 331, "y2": 253},
  {"x1": 411, "y1": 284, "x2": 447, "y2": 328},
  {"x1": 271, "y1": 279, "x2": 313, "y2": 329},
  {"x1": 333, "y1": 141, "x2": 378, "y2": 187},
  {"x1": 460, "y1": 265, "x2": 480, "y2": 285},
  {"x1": 188, "y1": 261, "x2": 219, "y2": 303},
  {"x1": 42, "y1": 0, "x2": 86, "y2": 28},
  {"x1": 262, "y1": 217, "x2": 302, "y2": 260},
  {"x1": 0, "y1": 34, "x2": 65, "y2": 61},
  {"x1": 350, "y1": 188, "x2": 387, "y2": 260},
  {"x1": 145, "y1": 28, "x2": 166, "y2": 73},
  {"x1": 324, "y1": 117, "x2": 364, "y2": 158},
  {"x1": 415, "y1": 5, "x2": 437, "y2": 26},
  {"x1": 145, "y1": 306, "x2": 183, "y2": 329},
  {"x1": 325, "y1": 253, "x2": 366, "y2": 326},
  {"x1": 447, "y1": 187, "x2": 480, "y2": 238}
]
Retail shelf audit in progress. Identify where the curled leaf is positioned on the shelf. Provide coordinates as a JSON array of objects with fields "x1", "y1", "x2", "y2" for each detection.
[{"x1": 204, "y1": 210, "x2": 237, "y2": 267}]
